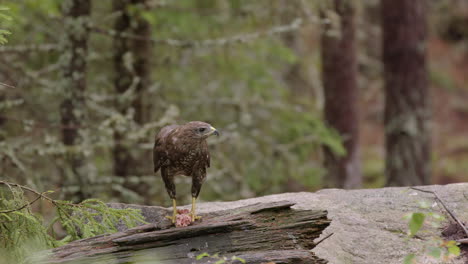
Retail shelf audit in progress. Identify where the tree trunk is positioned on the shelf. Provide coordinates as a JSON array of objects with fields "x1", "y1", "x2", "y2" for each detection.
[
  {"x1": 44, "y1": 201, "x2": 329, "y2": 264},
  {"x1": 279, "y1": 0, "x2": 309, "y2": 97},
  {"x1": 131, "y1": 1, "x2": 151, "y2": 125},
  {"x1": 59, "y1": 0, "x2": 91, "y2": 201},
  {"x1": 320, "y1": 0, "x2": 362, "y2": 188},
  {"x1": 112, "y1": 0, "x2": 151, "y2": 201},
  {"x1": 382, "y1": 0, "x2": 431, "y2": 186},
  {"x1": 0, "y1": 94, "x2": 5, "y2": 140}
]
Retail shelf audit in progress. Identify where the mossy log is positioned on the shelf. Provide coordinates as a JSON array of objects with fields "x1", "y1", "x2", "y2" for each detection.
[{"x1": 44, "y1": 201, "x2": 330, "y2": 264}]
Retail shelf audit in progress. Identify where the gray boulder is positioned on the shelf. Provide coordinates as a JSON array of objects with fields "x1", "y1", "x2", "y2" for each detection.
[{"x1": 47, "y1": 183, "x2": 468, "y2": 264}]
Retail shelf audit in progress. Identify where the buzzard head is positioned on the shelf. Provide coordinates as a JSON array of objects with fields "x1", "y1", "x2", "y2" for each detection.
[{"x1": 185, "y1": 121, "x2": 219, "y2": 139}]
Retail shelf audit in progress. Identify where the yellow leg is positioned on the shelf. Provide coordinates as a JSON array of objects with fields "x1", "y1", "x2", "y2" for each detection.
[
  {"x1": 190, "y1": 197, "x2": 201, "y2": 222},
  {"x1": 165, "y1": 199, "x2": 177, "y2": 223}
]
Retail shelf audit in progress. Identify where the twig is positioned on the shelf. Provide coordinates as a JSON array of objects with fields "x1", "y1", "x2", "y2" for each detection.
[
  {"x1": 313, "y1": 232, "x2": 333, "y2": 247},
  {"x1": 410, "y1": 187, "x2": 468, "y2": 237},
  {"x1": 0, "y1": 43, "x2": 59, "y2": 53},
  {"x1": 457, "y1": 238, "x2": 468, "y2": 244},
  {"x1": 89, "y1": 18, "x2": 304, "y2": 48},
  {"x1": 0, "y1": 82, "x2": 16, "y2": 89},
  {"x1": 0, "y1": 180, "x2": 81, "y2": 208},
  {"x1": 0, "y1": 180, "x2": 55, "y2": 203},
  {"x1": 0, "y1": 194, "x2": 42, "y2": 213},
  {"x1": 2, "y1": 116, "x2": 87, "y2": 130}
]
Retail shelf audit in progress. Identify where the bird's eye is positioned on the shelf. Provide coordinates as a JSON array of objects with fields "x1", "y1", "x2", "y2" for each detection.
[{"x1": 198, "y1": 127, "x2": 206, "y2": 132}]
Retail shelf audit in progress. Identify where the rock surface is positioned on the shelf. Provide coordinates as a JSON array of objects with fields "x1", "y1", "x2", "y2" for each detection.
[
  {"x1": 46, "y1": 183, "x2": 468, "y2": 264},
  {"x1": 165, "y1": 183, "x2": 468, "y2": 264}
]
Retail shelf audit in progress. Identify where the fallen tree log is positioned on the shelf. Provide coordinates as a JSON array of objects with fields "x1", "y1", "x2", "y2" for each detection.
[{"x1": 43, "y1": 201, "x2": 330, "y2": 264}]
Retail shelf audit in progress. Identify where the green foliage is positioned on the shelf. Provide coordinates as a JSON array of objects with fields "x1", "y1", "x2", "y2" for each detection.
[
  {"x1": 427, "y1": 246, "x2": 442, "y2": 258},
  {"x1": 196, "y1": 252, "x2": 210, "y2": 260},
  {"x1": 0, "y1": 188, "x2": 55, "y2": 263},
  {"x1": 196, "y1": 252, "x2": 245, "y2": 264},
  {"x1": 403, "y1": 254, "x2": 416, "y2": 264},
  {"x1": 447, "y1": 240, "x2": 461, "y2": 256},
  {"x1": 0, "y1": 183, "x2": 146, "y2": 263},
  {"x1": 54, "y1": 198, "x2": 146, "y2": 242},
  {"x1": 408, "y1": 212, "x2": 425, "y2": 237},
  {"x1": 0, "y1": 6, "x2": 12, "y2": 44},
  {"x1": 403, "y1": 200, "x2": 461, "y2": 263}
]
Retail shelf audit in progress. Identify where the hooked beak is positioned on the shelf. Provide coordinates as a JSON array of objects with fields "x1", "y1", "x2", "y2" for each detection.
[{"x1": 209, "y1": 126, "x2": 219, "y2": 137}]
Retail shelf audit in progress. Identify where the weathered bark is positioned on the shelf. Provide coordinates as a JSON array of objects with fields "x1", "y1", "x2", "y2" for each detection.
[
  {"x1": 44, "y1": 201, "x2": 329, "y2": 264},
  {"x1": 112, "y1": 0, "x2": 152, "y2": 199},
  {"x1": 382, "y1": 0, "x2": 431, "y2": 186},
  {"x1": 59, "y1": 0, "x2": 91, "y2": 201},
  {"x1": 321, "y1": 0, "x2": 362, "y2": 188}
]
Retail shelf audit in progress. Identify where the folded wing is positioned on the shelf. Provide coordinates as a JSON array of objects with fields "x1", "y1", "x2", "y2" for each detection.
[{"x1": 153, "y1": 125, "x2": 179, "y2": 173}]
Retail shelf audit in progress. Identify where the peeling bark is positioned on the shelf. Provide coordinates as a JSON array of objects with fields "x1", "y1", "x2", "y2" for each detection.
[{"x1": 382, "y1": 0, "x2": 431, "y2": 186}]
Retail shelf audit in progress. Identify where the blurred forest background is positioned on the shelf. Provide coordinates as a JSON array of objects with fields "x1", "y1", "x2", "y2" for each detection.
[{"x1": 1, "y1": 0, "x2": 467, "y2": 208}]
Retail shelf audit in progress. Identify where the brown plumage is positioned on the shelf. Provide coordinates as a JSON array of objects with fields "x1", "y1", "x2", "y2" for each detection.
[{"x1": 153, "y1": 121, "x2": 218, "y2": 223}]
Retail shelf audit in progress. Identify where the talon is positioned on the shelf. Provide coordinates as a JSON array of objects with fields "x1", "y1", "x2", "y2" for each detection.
[
  {"x1": 165, "y1": 215, "x2": 176, "y2": 223},
  {"x1": 189, "y1": 212, "x2": 202, "y2": 222}
]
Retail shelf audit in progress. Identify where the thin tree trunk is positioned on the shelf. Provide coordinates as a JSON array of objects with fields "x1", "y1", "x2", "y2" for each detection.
[
  {"x1": 60, "y1": 0, "x2": 91, "y2": 201},
  {"x1": 279, "y1": 0, "x2": 310, "y2": 97},
  {"x1": 113, "y1": 0, "x2": 133, "y2": 180},
  {"x1": 113, "y1": 0, "x2": 151, "y2": 201},
  {"x1": 320, "y1": 0, "x2": 362, "y2": 188},
  {"x1": 382, "y1": 0, "x2": 431, "y2": 186},
  {"x1": 131, "y1": 1, "x2": 151, "y2": 125}
]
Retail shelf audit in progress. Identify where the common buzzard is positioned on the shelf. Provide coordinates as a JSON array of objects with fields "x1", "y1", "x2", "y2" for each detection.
[{"x1": 153, "y1": 121, "x2": 219, "y2": 223}]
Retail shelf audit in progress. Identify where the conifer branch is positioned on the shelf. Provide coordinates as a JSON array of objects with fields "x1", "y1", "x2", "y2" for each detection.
[
  {"x1": 0, "y1": 180, "x2": 81, "y2": 208},
  {"x1": 0, "y1": 180, "x2": 146, "y2": 262},
  {"x1": 0, "y1": 193, "x2": 42, "y2": 213}
]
